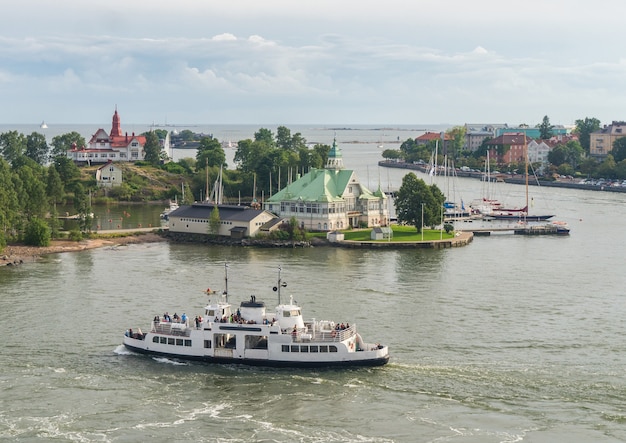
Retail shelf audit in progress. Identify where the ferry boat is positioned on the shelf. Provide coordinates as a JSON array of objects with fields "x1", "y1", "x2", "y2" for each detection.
[{"x1": 122, "y1": 266, "x2": 390, "y2": 368}]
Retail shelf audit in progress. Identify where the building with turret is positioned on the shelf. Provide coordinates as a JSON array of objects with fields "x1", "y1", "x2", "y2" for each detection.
[
  {"x1": 67, "y1": 108, "x2": 147, "y2": 164},
  {"x1": 264, "y1": 138, "x2": 389, "y2": 231}
]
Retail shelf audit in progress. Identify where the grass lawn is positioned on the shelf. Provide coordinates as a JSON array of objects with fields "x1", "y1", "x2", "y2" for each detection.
[{"x1": 340, "y1": 225, "x2": 454, "y2": 242}]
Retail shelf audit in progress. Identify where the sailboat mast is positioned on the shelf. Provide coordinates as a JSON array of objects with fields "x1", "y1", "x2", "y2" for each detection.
[
  {"x1": 205, "y1": 158, "x2": 209, "y2": 202},
  {"x1": 223, "y1": 263, "x2": 229, "y2": 302},
  {"x1": 524, "y1": 133, "x2": 529, "y2": 215}
]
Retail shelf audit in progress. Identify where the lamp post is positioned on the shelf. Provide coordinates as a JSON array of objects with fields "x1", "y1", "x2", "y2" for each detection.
[{"x1": 421, "y1": 202, "x2": 424, "y2": 242}]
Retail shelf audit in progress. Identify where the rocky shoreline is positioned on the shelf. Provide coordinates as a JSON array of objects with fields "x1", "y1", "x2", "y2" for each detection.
[{"x1": 0, "y1": 232, "x2": 167, "y2": 267}]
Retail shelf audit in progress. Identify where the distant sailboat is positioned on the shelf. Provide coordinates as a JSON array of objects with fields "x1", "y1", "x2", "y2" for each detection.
[{"x1": 40, "y1": 121, "x2": 48, "y2": 129}]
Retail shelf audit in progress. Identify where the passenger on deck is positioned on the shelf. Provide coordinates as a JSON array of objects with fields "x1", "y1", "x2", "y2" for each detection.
[{"x1": 181, "y1": 313, "x2": 187, "y2": 323}]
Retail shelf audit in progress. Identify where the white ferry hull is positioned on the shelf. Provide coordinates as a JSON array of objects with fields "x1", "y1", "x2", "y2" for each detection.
[
  {"x1": 122, "y1": 266, "x2": 389, "y2": 369},
  {"x1": 123, "y1": 323, "x2": 389, "y2": 368}
]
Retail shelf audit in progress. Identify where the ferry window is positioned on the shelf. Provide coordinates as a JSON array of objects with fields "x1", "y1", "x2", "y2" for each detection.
[
  {"x1": 282, "y1": 345, "x2": 290, "y2": 352},
  {"x1": 329, "y1": 346, "x2": 338, "y2": 352},
  {"x1": 245, "y1": 335, "x2": 268, "y2": 350},
  {"x1": 320, "y1": 346, "x2": 328, "y2": 352},
  {"x1": 160, "y1": 337, "x2": 167, "y2": 344},
  {"x1": 153, "y1": 336, "x2": 159, "y2": 343},
  {"x1": 283, "y1": 312, "x2": 290, "y2": 318},
  {"x1": 168, "y1": 338, "x2": 175, "y2": 345},
  {"x1": 310, "y1": 346, "x2": 319, "y2": 353},
  {"x1": 176, "y1": 339, "x2": 183, "y2": 346},
  {"x1": 207, "y1": 310, "x2": 215, "y2": 317},
  {"x1": 300, "y1": 346, "x2": 309, "y2": 353},
  {"x1": 184, "y1": 340, "x2": 192, "y2": 347},
  {"x1": 204, "y1": 340, "x2": 211, "y2": 349},
  {"x1": 290, "y1": 345, "x2": 300, "y2": 352}
]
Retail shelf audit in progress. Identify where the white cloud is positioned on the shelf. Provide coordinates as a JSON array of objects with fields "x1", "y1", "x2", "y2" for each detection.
[{"x1": 1, "y1": 0, "x2": 626, "y2": 125}]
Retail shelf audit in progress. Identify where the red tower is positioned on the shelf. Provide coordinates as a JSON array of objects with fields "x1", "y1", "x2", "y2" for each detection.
[{"x1": 110, "y1": 107, "x2": 122, "y2": 137}]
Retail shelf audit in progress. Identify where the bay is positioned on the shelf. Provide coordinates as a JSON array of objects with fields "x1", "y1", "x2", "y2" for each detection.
[{"x1": 1, "y1": 125, "x2": 626, "y2": 442}]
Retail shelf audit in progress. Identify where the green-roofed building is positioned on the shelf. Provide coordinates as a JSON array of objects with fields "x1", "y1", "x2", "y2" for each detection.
[{"x1": 264, "y1": 138, "x2": 389, "y2": 231}]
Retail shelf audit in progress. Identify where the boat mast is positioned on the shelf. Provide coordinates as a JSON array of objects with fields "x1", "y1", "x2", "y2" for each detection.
[
  {"x1": 273, "y1": 265, "x2": 287, "y2": 305},
  {"x1": 524, "y1": 133, "x2": 529, "y2": 219},
  {"x1": 223, "y1": 263, "x2": 229, "y2": 302}
]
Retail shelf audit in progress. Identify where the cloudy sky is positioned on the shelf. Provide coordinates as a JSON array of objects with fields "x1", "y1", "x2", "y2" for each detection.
[{"x1": 1, "y1": 0, "x2": 624, "y2": 127}]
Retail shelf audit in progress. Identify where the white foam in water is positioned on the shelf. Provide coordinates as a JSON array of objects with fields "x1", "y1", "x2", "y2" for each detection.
[
  {"x1": 113, "y1": 344, "x2": 133, "y2": 355},
  {"x1": 152, "y1": 356, "x2": 188, "y2": 366}
]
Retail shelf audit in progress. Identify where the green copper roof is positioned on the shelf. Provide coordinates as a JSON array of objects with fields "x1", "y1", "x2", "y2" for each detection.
[{"x1": 267, "y1": 168, "x2": 355, "y2": 203}]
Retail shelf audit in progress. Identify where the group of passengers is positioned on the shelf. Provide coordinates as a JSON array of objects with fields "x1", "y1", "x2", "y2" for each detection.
[
  {"x1": 154, "y1": 312, "x2": 188, "y2": 324},
  {"x1": 213, "y1": 310, "x2": 275, "y2": 326},
  {"x1": 335, "y1": 322, "x2": 350, "y2": 330},
  {"x1": 125, "y1": 328, "x2": 145, "y2": 340}
]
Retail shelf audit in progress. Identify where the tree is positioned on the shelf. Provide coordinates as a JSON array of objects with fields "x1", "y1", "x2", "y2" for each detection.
[
  {"x1": 53, "y1": 156, "x2": 81, "y2": 188},
  {"x1": 254, "y1": 128, "x2": 275, "y2": 146},
  {"x1": 548, "y1": 145, "x2": 567, "y2": 166},
  {"x1": 611, "y1": 137, "x2": 626, "y2": 163},
  {"x1": 574, "y1": 117, "x2": 601, "y2": 154},
  {"x1": 46, "y1": 164, "x2": 64, "y2": 205},
  {"x1": 196, "y1": 137, "x2": 226, "y2": 169},
  {"x1": 69, "y1": 182, "x2": 93, "y2": 232},
  {"x1": 25, "y1": 132, "x2": 49, "y2": 165},
  {"x1": 0, "y1": 157, "x2": 19, "y2": 242},
  {"x1": 0, "y1": 131, "x2": 27, "y2": 164},
  {"x1": 445, "y1": 126, "x2": 466, "y2": 157},
  {"x1": 23, "y1": 217, "x2": 51, "y2": 246},
  {"x1": 143, "y1": 131, "x2": 162, "y2": 165},
  {"x1": 596, "y1": 154, "x2": 617, "y2": 179},
  {"x1": 208, "y1": 205, "x2": 220, "y2": 236},
  {"x1": 182, "y1": 182, "x2": 194, "y2": 204},
  {"x1": 382, "y1": 149, "x2": 402, "y2": 161},
  {"x1": 537, "y1": 115, "x2": 554, "y2": 140},
  {"x1": 394, "y1": 172, "x2": 445, "y2": 232},
  {"x1": 50, "y1": 131, "x2": 86, "y2": 157},
  {"x1": 14, "y1": 161, "x2": 48, "y2": 219}
]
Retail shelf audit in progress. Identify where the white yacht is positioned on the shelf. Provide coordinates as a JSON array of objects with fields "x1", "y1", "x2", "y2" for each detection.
[{"x1": 123, "y1": 266, "x2": 389, "y2": 368}]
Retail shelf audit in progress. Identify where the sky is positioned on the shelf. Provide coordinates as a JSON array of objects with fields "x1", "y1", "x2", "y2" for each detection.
[{"x1": 1, "y1": 0, "x2": 625, "y2": 127}]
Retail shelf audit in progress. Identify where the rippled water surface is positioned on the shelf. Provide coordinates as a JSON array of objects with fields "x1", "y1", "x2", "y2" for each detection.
[{"x1": 2, "y1": 129, "x2": 626, "y2": 441}]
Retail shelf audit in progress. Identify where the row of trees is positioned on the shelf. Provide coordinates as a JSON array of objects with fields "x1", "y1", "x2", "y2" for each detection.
[{"x1": 0, "y1": 125, "x2": 333, "y2": 247}]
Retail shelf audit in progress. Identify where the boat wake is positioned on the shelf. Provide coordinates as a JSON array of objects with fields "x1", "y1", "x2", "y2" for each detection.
[
  {"x1": 113, "y1": 344, "x2": 133, "y2": 355},
  {"x1": 152, "y1": 356, "x2": 189, "y2": 366}
]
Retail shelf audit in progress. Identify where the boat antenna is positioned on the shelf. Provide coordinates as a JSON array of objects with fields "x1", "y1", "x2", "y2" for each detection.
[
  {"x1": 273, "y1": 265, "x2": 287, "y2": 304},
  {"x1": 223, "y1": 263, "x2": 229, "y2": 302}
]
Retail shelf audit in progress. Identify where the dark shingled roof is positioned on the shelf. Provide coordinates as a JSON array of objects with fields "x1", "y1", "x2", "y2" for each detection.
[{"x1": 169, "y1": 203, "x2": 268, "y2": 223}]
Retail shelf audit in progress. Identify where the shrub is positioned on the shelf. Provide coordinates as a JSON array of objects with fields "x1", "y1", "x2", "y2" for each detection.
[
  {"x1": 23, "y1": 217, "x2": 51, "y2": 247},
  {"x1": 68, "y1": 229, "x2": 83, "y2": 241}
]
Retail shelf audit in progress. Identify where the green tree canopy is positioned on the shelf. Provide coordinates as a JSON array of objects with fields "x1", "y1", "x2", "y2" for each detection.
[
  {"x1": 208, "y1": 205, "x2": 220, "y2": 236},
  {"x1": 611, "y1": 137, "x2": 626, "y2": 163},
  {"x1": 143, "y1": 131, "x2": 162, "y2": 165},
  {"x1": 574, "y1": 117, "x2": 601, "y2": 154},
  {"x1": 50, "y1": 131, "x2": 86, "y2": 157},
  {"x1": 537, "y1": 115, "x2": 554, "y2": 140},
  {"x1": 46, "y1": 164, "x2": 64, "y2": 205},
  {"x1": 196, "y1": 136, "x2": 226, "y2": 169},
  {"x1": 25, "y1": 132, "x2": 49, "y2": 165},
  {"x1": 0, "y1": 131, "x2": 27, "y2": 165},
  {"x1": 394, "y1": 172, "x2": 445, "y2": 233}
]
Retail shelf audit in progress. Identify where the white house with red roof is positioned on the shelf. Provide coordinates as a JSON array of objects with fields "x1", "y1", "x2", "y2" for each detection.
[{"x1": 67, "y1": 108, "x2": 147, "y2": 164}]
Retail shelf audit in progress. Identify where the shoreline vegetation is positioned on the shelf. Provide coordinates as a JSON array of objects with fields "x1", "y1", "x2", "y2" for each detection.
[{"x1": 1, "y1": 226, "x2": 473, "y2": 267}]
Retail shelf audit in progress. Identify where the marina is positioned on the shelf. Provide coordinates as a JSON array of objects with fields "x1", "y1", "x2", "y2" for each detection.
[{"x1": 0, "y1": 125, "x2": 624, "y2": 441}]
